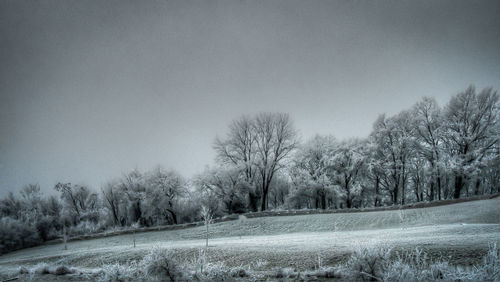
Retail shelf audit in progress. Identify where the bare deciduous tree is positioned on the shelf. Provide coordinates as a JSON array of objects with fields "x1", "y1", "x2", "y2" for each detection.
[
  {"x1": 200, "y1": 205, "x2": 213, "y2": 251},
  {"x1": 101, "y1": 181, "x2": 121, "y2": 226},
  {"x1": 216, "y1": 113, "x2": 298, "y2": 211}
]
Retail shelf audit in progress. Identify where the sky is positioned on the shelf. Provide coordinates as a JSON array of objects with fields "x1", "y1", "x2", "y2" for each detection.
[{"x1": 1, "y1": 0, "x2": 499, "y2": 195}]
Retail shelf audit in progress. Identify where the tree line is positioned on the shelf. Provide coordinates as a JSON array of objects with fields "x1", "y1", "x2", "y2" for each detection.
[{"x1": 1, "y1": 85, "x2": 499, "y2": 253}]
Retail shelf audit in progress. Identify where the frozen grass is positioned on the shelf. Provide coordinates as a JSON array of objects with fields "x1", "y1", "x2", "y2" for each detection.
[
  {"x1": 0, "y1": 197, "x2": 498, "y2": 280},
  {"x1": 6, "y1": 244, "x2": 499, "y2": 281},
  {"x1": 94, "y1": 247, "x2": 243, "y2": 281},
  {"x1": 342, "y1": 243, "x2": 500, "y2": 281}
]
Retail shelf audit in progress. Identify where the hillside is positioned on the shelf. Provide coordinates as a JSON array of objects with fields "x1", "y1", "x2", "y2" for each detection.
[{"x1": 0, "y1": 196, "x2": 499, "y2": 280}]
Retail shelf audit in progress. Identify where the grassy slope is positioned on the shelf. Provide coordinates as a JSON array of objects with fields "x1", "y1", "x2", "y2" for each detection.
[{"x1": 0, "y1": 196, "x2": 499, "y2": 277}]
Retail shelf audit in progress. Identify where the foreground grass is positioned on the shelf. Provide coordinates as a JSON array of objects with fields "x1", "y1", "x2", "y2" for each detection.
[{"x1": 6, "y1": 244, "x2": 500, "y2": 281}]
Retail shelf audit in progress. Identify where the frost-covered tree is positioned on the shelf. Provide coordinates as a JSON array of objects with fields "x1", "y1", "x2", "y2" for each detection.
[
  {"x1": 443, "y1": 86, "x2": 499, "y2": 198},
  {"x1": 325, "y1": 139, "x2": 366, "y2": 209},
  {"x1": 0, "y1": 187, "x2": 64, "y2": 252},
  {"x1": 145, "y1": 166, "x2": 186, "y2": 225},
  {"x1": 289, "y1": 135, "x2": 335, "y2": 209},
  {"x1": 370, "y1": 112, "x2": 416, "y2": 205},
  {"x1": 214, "y1": 115, "x2": 258, "y2": 211},
  {"x1": 0, "y1": 192, "x2": 22, "y2": 220},
  {"x1": 54, "y1": 182, "x2": 99, "y2": 225},
  {"x1": 119, "y1": 170, "x2": 147, "y2": 225},
  {"x1": 412, "y1": 97, "x2": 444, "y2": 201},
  {"x1": 215, "y1": 113, "x2": 298, "y2": 211},
  {"x1": 200, "y1": 205, "x2": 213, "y2": 251},
  {"x1": 364, "y1": 139, "x2": 389, "y2": 207},
  {"x1": 268, "y1": 175, "x2": 290, "y2": 209},
  {"x1": 253, "y1": 113, "x2": 298, "y2": 211},
  {"x1": 194, "y1": 166, "x2": 247, "y2": 215},
  {"x1": 20, "y1": 184, "x2": 42, "y2": 219},
  {"x1": 101, "y1": 181, "x2": 123, "y2": 226}
]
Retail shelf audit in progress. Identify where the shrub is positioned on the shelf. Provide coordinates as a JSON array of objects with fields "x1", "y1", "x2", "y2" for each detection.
[
  {"x1": 230, "y1": 267, "x2": 249, "y2": 278},
  {"x1": 344, "y1": 245, "x2": 392, "y2": 281},
  {"x1": 97, "y1": 262, "x2": 143, "y2": 281},
  {"x1": 36, "y1": 215, "x2": 60, "y2": 241},
  {"x1": 54, "y1": 265, "x2": 74, "y2": 275},
  {"x1": 68, "y1": 220, "x2": 106, "y2": 236},
  {"x1": 33, "y1": 263, "x2": 50, "y2": 275},
  {"x1": 20, "y1": 264, "x2": 76, "y2": 277},
  {"x1": 186, "y1": 249, "x2": 234, "y2": 281},
  {"x1": 18, "y1": 266, "x2": 29, "y2": 274},
  {"x1": 444, "y1": 243, "x2": 500, "y2": 282},
  {"x1": 273, "y1": 267, "x2": 295, "y2": 279},
  {"x1": 0, "y1": 217, "x2": 41, "y2": 254},
  {"x1": 198, "y1": 262, "x2": 231, "y2": 281},
  {"x1": 477, "y1": 243, "x2": 500, "y2": 281},
  {"x1": 343, "y1": 244, "x2": 500, "y2": 282},
  {"x1": 143, "y1": 247, "x2": 181, "y2": 281},
  {"x1": 309, "y1": 266, "x2": 338, "y2": 278}
]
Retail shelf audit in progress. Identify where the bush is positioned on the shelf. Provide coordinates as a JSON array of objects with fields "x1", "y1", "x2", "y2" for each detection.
[
  {"x1": 0, "y1": 217, "x2": 41, "y2": 254},
  {"x1": 33, "y1": 263, "x2": 50, "y2": 275},
  {"x1": 20, "y1": 263, "x2": 76, "y2": 277},
  {"x1": 230, "y1": 267, "x2": 249, "y2": 278},
  {"x1": 309, "y1": 266, "x2": 338, "y2": 278},
  {"x1": 96, "y1": 262, "x2": 143, "y2": 281},
  {"x1": 36, "y1": 215, "x2": 60, "y2": 241},
  {"x1": 68, "y1": 220, "x2": 106, "y2": 237},
  {"x1": 273, "y1": 267, "x2": 296, "y2": 279},
  {"x1": 18, "y1": 266, "x2": 29, "y2": 274},
  {"x1": 476, "y1": 243, "x2": 500, "y2": 281},
  {"x1": 54, "y1": 265, "x2": 74, "y2": 275},
  {"x1": 143, "y1": 247, "x2": 181, "y2": 281},
  {"x1": 344, "y1": 245, "x2": 392, "y2": 281},
  {"x1": 343, "y1": 244, "x2": 500, "y2": 282},
  {"x1": 186, "y1": 249, "x2": 235, "y2": 281},
  {"x1": 197, "y1": 262, "x2": 231, "y2": 281}
]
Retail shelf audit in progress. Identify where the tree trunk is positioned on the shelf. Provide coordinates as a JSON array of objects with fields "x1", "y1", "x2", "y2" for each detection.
[
  {"x1": 474, "y1": 178, "x2": 481, "y2": 195},
  {"x1": 414, "y1": 182, "x2": 420, "y2": 202},
  {"x1": 454, "y1": 174, "x2": 463, "y2": 199},
  {"x1": 166, "y1": 208, "x2": 177, "y2": 224},
  {"x1": 111, "y1": 205, "x2": 119, "y2": 226},
  {"x1": 248, "y1": 190, "x2": 259, "y2": 212},
  {"x1": 345, "y1": 186, "x2": 351, "y2": 209},
  {"x1": 393, "y1": 183, "x2": 399, "y2": 205},
  {"x1": 63, "y1": 226, "x2": 68, "y2": 250},
  {"x1": 261, "y1": 187, "x2": 268, "y2": 211},
  {"x1": 429, "y1": 181, "x2": 435, "y2": 201},
  {"x1": 205, "y1": 223, "x2": 209, "y2": 250},
  {"x1": 437, "y1": 172, "x2": 442, "y2": 200}
]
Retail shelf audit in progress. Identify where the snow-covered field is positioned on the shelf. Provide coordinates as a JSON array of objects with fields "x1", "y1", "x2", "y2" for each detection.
[{"x1": 0, "y1": 197, "x2": 499, "y2": 279}]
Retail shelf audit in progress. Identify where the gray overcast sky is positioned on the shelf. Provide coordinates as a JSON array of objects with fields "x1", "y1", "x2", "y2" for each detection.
[{"x1": 1, "y1": 0, "x2": 499, "y2": 195}]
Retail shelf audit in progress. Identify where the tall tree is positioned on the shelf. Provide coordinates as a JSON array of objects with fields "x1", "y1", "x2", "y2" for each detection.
[
  {"x1": 194, "y1": 166, "x2": 246, "y2": 214},
  {"x1": 412, "y1": 97, "x2": 444, "y2": 200},
  {"x1": 215, "y1": 113, "x2": 298, "y2": 211},
  {"x1": 146, "y1": 166, "x2": 186, "y2": 225},
  {"x1": 443, "y1": 86, "x2": 499, "y2": 198},
  {"x1": 253, "y1": 113, "x2": 298, "y2": 211},
  {"x1": 119, "y1": 170, "x2": 146, "y2": 225},
  {"x1": 101, "y1": 181, "x2": 122, "y2": 226},
  {"x1": 325, "y1": 139, "x2": 366, "y2": 209},
  {"x1": 290, "y1": 135, "x2": 335, "y2": 209},
  {"x1": 214, "y1": 115, "x2": 259, "y2": 211},
  {"x1": 370, "y1": 111, "x2": 415, "y2": 205}
]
